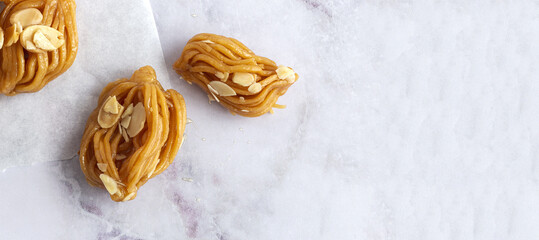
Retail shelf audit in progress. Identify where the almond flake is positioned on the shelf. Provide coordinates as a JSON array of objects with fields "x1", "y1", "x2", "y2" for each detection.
[
  {"x1": 4, "y1": 23, "x2": 22, "y2": 46},
  {"x1": 99, "y1": 174, "x2": 119, "y2": 195},
  {"x1": 121, "y1": 115, "x2": 131, "y2": 129},
  {"x1": 20, "y1": 25, "x2": 64, "y2": 52},
  {"x1": 122, "y1": 129, "x2": 129, "y2": 142},
  {"x1": 248, "y1": 83, "x2": 262, "y2": 94},
  {"x1": 122, "y1": 103, "x2": 134, "y2": 118},
  {"x1": 33, "y1": 30, "x2": 56, "y2": 50},
  {"x1": 103, "y1": 96, "x2": 120, "y2": 114},
  {"x1": 215, "y1": 71, "x2": 229, "y2": 81},
  {"x1": 232, "y1": 72, "x2": 255, "y2": 86},
  {"x1": 208, "y1": 81, "x2": 236, "y2": 96},
  {"x1": 122, "y1": 192, "x2": 135, "y2": 202},
  {"x1": 9, "y1": 8, "x2": 43, "y2": 28},
  {"x1": 97, "y1": 163, "x2": 108, "y2": 172},
  {"x1": 209, "y1": 90, "x2": 220, "y2": 103},
  {"x1": 207, "y1": 83, "x2": 218, "y2": 95},
  {"x1": 24, "y1": 40, "x2": 40, "y2": 52},
  {"x1": 97, "y1": 96, "x2": 124, "y2": 128},
  {"x1": 276, "y1": 65, "x2": 296, "y2": 83},
  {"x1": 127, "y1": 102, "x2": 146, "y2": 137},
  {"x1": 180, "y1": 136, "x2": 185, "y2": 149}
]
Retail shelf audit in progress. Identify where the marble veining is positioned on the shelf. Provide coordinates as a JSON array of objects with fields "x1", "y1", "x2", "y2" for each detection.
[{"x1": 2, "y1": 0, "x2": 539, "y2": 239}]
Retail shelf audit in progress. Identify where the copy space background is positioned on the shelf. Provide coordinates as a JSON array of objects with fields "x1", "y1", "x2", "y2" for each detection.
[{"x1": 1, "y1": 0, "x2": 539, "y2": 239}]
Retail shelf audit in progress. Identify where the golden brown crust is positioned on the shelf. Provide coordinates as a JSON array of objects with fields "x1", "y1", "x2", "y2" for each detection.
[
  {"x1": 79, "y1": 66, "x2": 187, "y2": 202},
  {"x1": 173, "y1": 33, "x2": 298, "y2": 117},
  {"x1": 0, "y1": 0, "x2": 78, "y2": 95}
]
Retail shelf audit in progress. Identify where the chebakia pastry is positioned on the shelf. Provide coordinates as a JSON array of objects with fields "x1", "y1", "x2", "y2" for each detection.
[
  {"x1": 0, "y1": 0, "x2": 78, "y2": 95},
  {"x1": 173, "y1": 33, "x2": 298, "y2": 117},
  {"x1": 79, "y1": 66, "x2": 186, "y2": 202}
]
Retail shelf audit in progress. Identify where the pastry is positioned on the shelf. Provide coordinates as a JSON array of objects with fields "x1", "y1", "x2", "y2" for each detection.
[
  {"x1": 173, "y1": 33, "x2": 298, "y2": 117},
  {"x1": 0, "y1": 0, "x2": 78, "y2": 95},
  {"x1": 79, "y1": 66, "x2": 187, "y2": 202}
]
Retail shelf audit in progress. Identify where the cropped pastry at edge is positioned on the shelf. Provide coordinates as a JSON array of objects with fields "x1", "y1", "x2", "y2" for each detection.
[
  {"x1": 79, "y1": 66, "x2": 186, "y2": 202},
  {"x1": 173, "y1": 33, "x2": 298, "y2": 117},
  {"x1": 0, "y1": 0, "x2": 78, "y2": 95}
]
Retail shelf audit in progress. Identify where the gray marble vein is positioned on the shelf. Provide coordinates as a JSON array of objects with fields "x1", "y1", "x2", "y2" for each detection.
[{"x1": 1, "y1": 0, "x2": 539, "y2": 239}]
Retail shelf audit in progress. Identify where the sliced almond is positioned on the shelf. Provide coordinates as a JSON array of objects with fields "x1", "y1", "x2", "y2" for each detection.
[
  {"x1": 127, "y1": 102, "x2": 146, "y2": 137},
  {"x1": 180, "y1": 136, "x2": 185, "y2": 149},
  {"x1": 4, "y1": 23, "x2": 22, "y2": 47},
  {"x1": 97, "y1": 96, "x2": 124, "y2": 129},
  {"x1": 118, "y1": 123, "x2": 123, "y2": 135},
  {"x1": 115, "y1": 154, "x2": 127, "y2": 160},
  {"x1": 24, "y1": 40, "x2": 41, "y2": 53},
  {"x1": 215, "y1": 72, "x2": 224, "y2": 79},
  {"x1": 186, "y1": 118, "x2": 193, "y2": 124},
  {"x1": 20, "y1": 25, "x2": 64, "y2": 52},
  {"x1": 97, "y1": 163, "x2": 108, "y2": 172},
  {"x1": 16, "y1": 23, "x2": 22, "y2": 33},
  {"x1": 103, "y1": 96, "x2": 120, "y2": 114},
  {"x1": 232, "y1": 72, "x2": 255, "y2": 87},
  {"x1": 210, "y1": 90, "x2": 219, "y2": 102},
  {"x1": 276, "y1": 65, "x2": 296, "y2": 83},
  {"x1": 215, "y1": 71, "x2": 229, "y2": 81},
  {"x1": 38, "y1": 27, "x2": 64, "y2": 49},
  {"x1": 0, "y1": 29, "x2": 4, "y2": 49},
  {"x1": 248, "y1": 83, "x2": 262, "y2": 94},
  {"x1": 121, "y1": 103, "x2": 134, "y2": 118},
  {"x1": 239, "y1": 96, "x2": 245, "y2": 102},
  {"x1": 99, "y1": 174, "x2": 119, "y2": 195},
  {"x1": 121, "y1": 129, "x2": 130, "y2": 142},
  {"x1": 122, "y1": 192, "x2": 135, "y2": 202},
  {"x1": 208, "y1": 81, "x2": 236, "y2": 96},
  {"x1": 9, "y1": 8, "x2": 43, "y2": 28},
  {"x1": 121, "y1": 115, "x2": 131, "y2": 129},
  {"x1": 207, "y1": 83, "x2": 218, "y2": 95},
  {"x1": 33, "y1": 30, "x2": 56, "y2": 51}
]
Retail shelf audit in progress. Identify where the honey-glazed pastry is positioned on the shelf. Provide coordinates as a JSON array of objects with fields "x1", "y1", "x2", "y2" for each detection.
[
  {"x1": 79, "y1": 66, "x2": 187, "y2": 202},
  {"x1": 173, "y1": 33, "x2": 298, "y2": 117},
  {"x1": 0, "y1": 0, "x2": 78, "y2": 95}
]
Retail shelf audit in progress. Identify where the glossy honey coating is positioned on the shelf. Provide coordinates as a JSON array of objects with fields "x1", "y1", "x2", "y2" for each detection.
[
  {"x1": 173, "y1": 33, "x2": 298, "y2": 117},
  {"x1": 0, "y1": 0, "x2": 78, "y2": 95},
  {"x1": 79, "y1": 66, "x2": 187, "y2": 202}
]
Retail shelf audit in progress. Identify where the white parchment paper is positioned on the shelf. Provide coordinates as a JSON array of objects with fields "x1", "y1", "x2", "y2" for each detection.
[{"x1": 0, "y1": 0, "x2": 170, "y2": 170}]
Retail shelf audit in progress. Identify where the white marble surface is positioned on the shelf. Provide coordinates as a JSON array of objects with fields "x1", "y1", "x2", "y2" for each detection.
[{"x1": 2, "y1": 0, "x2": 539, "y2": 239}]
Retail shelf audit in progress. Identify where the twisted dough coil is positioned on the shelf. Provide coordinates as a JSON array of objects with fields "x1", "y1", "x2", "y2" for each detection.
[
  {"x1": 79, "y1": 66, "x2": 186, "y2": 202},
  {"x1": 173, "y1": 33, "x2": 298, "y2": 117},
  {"x1": 0, "y1": 0, "x2": 78, "y2": 95}
]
